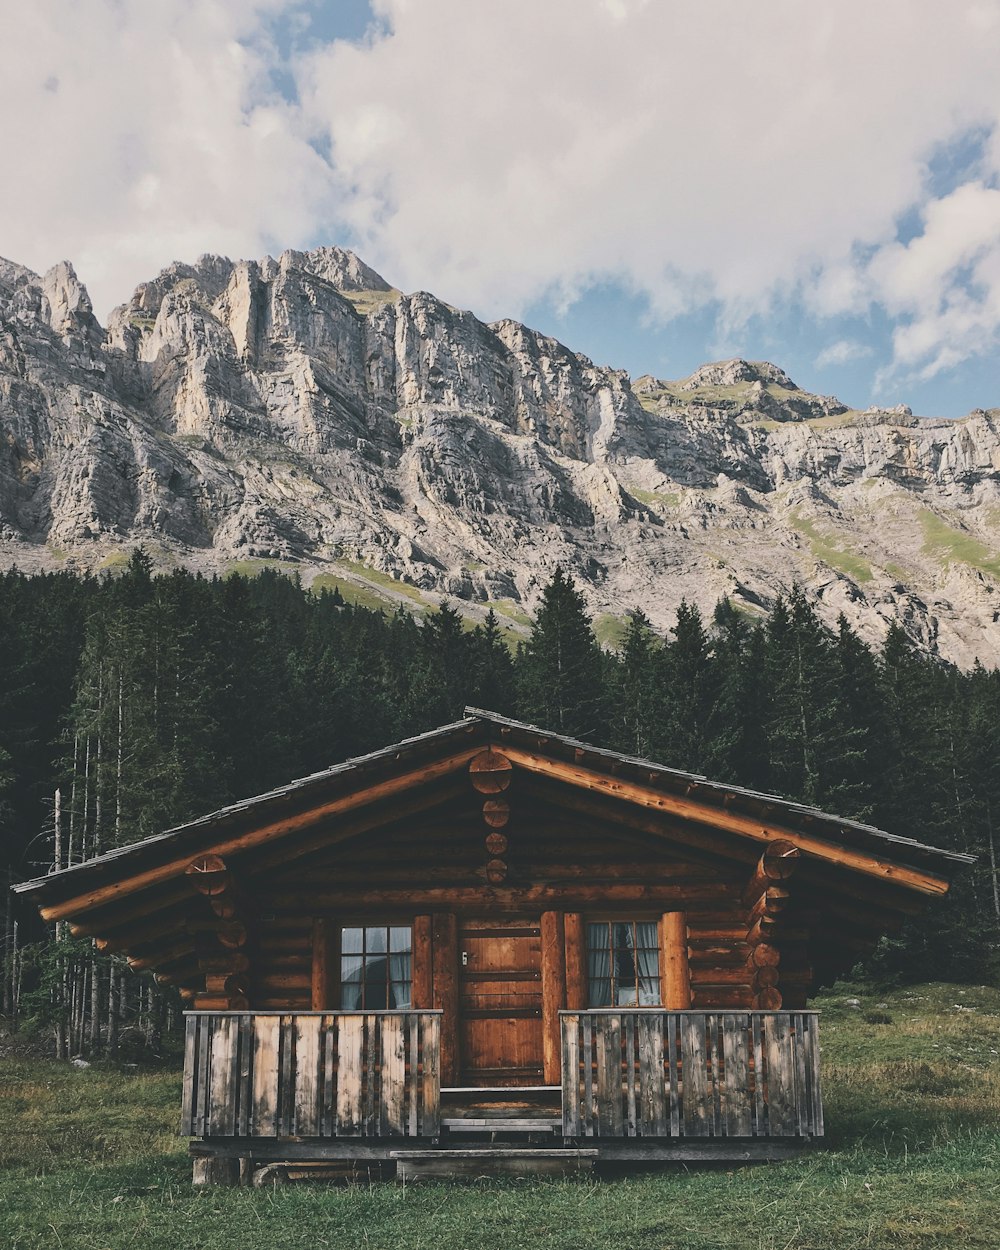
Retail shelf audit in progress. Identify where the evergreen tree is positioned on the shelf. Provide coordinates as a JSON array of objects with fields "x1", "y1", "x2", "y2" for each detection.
[
  {"x1": 764, "y1": 588, "x2": 867, "y2": 813},
  {"x1": 466, "y1": 610, "x2": 517, "y2": 716},
  {"x1": 706, "y1": 599, "x2": 771, "y2": 788},
  {"x1": 517, "y1": 568, "x2": 606, "y2": 739},
  {"x1": 653, "y1": 600, "x2": 718, "y2": 773},
  {"x1": 610, "y1": 610, "x2": 661, "y2": 758}
]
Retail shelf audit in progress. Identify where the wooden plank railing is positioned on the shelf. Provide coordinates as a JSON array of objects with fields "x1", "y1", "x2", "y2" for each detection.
[
  {"x1": 181, "y1": 1011, "x2": 441, "y2": 1139},
  {"x1": 560, "y1": 1010, "x2": 822, "y2": 1139}
]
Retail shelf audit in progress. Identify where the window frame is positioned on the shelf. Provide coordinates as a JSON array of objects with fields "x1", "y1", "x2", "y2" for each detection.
[
  {"x1": 331, "y1": 920, "x2": 414, "y2": 1011},
  {"x1": 585, "y1": 917, "x2": 662, "y2": 1009}
]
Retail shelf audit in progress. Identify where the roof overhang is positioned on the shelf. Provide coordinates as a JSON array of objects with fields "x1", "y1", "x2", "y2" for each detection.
[{"x1": 14, "y1": 709, "x2": 973, "y2": 952}]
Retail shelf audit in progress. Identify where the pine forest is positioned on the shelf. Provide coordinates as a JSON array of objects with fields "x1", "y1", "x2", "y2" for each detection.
[{"x1": 2, "y1": 552, "x2": 999, "y2": 1057}]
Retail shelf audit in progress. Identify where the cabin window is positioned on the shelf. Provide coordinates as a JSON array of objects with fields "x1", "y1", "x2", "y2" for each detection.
[
  {"x1": 587, "y1": 921, "x2": 660, "y2": 1007},
  {"x1": 340, "y1": 925, "x2": 412, "y2": 1009}
]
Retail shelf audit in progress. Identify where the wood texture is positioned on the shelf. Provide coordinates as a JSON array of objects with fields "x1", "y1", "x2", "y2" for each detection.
[
  {"x1": 40, "y1": 747, "x2": 484, "y2": 922},
  {"x1": 469, "y1": 749, "x2": 513, "y2": 794},
  {"x1": 563, "y1": 912, "x2": 587, "y2": 1011},
  {"x1": 540, "y1": 912, "x2": 567, "y2": 1084},
  {"x1": 560, "y1": 1010, "x2": 823, "y2": 1140},
  {"x1": 457, "y1": 918, "x2": 543, "y2": 1085},
  {"x1": 501, "y1": 746, "x2": 950, "y2": 895},
  {"x1": 182, "y1": 1011, "x2": 441, "y2": 1141},
  {"x1": 411, "y1": 915, "x2": 433, "y2": 1010},
  {"x1": 432, "y1": 913, "x2": 459, "y2": 1086},
  {"x1": 311, "y1": 919, "x2": 332, "y2": 1010},
  {"x1": 660, "y1": 911, "x2": 692, "y2": 1009}
]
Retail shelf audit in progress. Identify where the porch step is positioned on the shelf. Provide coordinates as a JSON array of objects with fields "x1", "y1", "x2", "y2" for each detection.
[
  {"x1": 442, "y1": 1116, "x2": 561, "y2": 1133},
  {"x1": 391, "y1": 1148, "x2": 598, "y2": 1181}
]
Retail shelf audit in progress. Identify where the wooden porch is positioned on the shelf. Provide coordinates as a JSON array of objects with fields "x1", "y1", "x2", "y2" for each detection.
[{"x1": 182, "y1": 1007, "x2": 823, "y2": 1180}]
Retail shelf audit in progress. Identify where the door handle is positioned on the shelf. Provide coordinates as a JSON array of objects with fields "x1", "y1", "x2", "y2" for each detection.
[{"x1": 461, "y1": 951, "x2": 470, "y2": 966}]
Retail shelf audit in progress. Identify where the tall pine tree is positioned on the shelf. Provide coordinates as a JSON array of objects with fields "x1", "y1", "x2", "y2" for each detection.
[{"x1": 517, "y1": 568, "x2": 606, "y2": 739}]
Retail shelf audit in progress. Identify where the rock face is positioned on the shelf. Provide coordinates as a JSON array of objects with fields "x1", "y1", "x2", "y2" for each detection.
[{"x1": 2, "y1": 246, "x2": 1000, "y2": 667}]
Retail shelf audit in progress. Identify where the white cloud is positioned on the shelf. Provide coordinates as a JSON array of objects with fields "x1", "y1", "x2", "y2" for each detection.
[
  {"x1": 0, "y1": 0, "x2": 331, "y2": 315},
  {"x1": 870, "y1": 183, "x2": 1000, "y2": 379},
  {"x1": 815, "y1": 340, "x2": 874, "y2": 369},
  {"x1": 3, "y1": 0, "x2": 1000, "y2": 389},
  {"x1": 296, "y1": 0, "x2": 1000, "y2": 378}
]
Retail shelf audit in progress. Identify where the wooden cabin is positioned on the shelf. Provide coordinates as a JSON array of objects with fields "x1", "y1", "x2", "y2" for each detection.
[{"x1": 15, "y1": 709, "x2": 972, "y2": 1181}]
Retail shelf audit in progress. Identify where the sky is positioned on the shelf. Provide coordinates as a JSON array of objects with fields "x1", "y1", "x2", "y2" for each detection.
[{"x1": 2, "y1": 0, "x2": 1000, "y2": 417}]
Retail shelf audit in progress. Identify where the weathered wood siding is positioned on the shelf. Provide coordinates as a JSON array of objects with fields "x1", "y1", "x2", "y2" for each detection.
[
  {"x1": 561, "y1": 1010, "x2": 823, "y2": 1139},
  {"x1": 181, "y1": 1011, "x2": 441, "y2": 1139}
]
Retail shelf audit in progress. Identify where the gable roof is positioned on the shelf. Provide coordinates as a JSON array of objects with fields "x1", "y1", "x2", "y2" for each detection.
[{"x1": 15, "y1": 709, "x2": 972, "y2": 929}]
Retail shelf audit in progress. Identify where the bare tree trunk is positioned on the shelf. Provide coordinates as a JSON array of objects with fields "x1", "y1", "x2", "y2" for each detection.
[
  {"x1": 116, "y1": 667, "x2": 124, "y2": 846},
  {"x1": 12, "y1": 922, "x2": 22, "y2": 1023},
  {"x1": 53, "y1": 788, "x2": 66, "y2": 1059},
  {"x1": 107, "y1": 963, "x2": 119, "y2": 1056},
  {"x1": 987, "y1": 801, "x2": 1000, "y2": 921},
  {"x1": 81, "y1": 736, "x2": 91, "y2": 862},
  {"x1": 10, "y1": 919, "x2": 19, "y2": 1024},
  {"x1": 3, "y1": 868, "x2": 13, "y2": 1017},
  {"x1": 68, "y1": 733, "x2": 79, "y2": 866}
]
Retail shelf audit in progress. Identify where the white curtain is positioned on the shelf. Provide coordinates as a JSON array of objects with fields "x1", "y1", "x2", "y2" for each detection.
[
  {"x1": 587, "y1": 923, "x2": 612, "y2": 1006},
  {"x1": 635, "y1": 922, "x2": 660, "y2": 1004}
]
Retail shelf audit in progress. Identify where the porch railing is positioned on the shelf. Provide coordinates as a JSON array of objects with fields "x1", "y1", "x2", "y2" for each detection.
[
  {"x1": 560, "y1": 1010, "x2": 823, "y2": 1139},
  {"x1": 181, "y1": 1011, "x2": 441, "y2": 1139}
]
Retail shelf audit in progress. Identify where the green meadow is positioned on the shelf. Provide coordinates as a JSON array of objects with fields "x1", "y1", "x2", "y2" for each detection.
[{"x1": 3, "y1": 982, "x2": 999, "y2": 1249}]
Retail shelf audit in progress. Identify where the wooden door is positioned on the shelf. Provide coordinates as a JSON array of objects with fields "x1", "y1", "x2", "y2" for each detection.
[{"x1": 457, "y1": 918, "x2": 544, "y2": 1085}]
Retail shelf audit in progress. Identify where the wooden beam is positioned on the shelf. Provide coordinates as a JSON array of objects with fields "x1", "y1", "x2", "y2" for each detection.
[
  {"x1": 269, "y1": 882, "x2": 740, "y2": 911},
  {"x1": 432, "y1": 913, "x2": 459, "y2": 1086},
  {"x1": 540, "y1": 911, "x2": 566, "y2": 1085},
  {"x1": 743, "y1": 842, "x2": 800, "y2": 907},
  {"x1": 67, "y1": 881, "x2": 195, "y2": 939},
  {"x1": 247, "y1": 780, "x2": 470, "y2": 877},
  {"x1": 265, "y1": 861, "x2": 725, "y2": 887},
  {"x1": 563, "y1": 912, "x2": 587, "y2": 1010},
  {"x1": 311, "y1": 919, "x2": 332, "y2": 1010},
  {"x1": 127, "y1": 939, "x2": 196, "y2": 972},
  {"x1": 518, "y1": 778, "x2": 757, "y2": 869},
  {"x1": 185, "y1": 854, "x2": 229, "y2": 895},
  {"x1": 502, "y1": 746, "x2": 951, "y2": 896},
  {"x1": 411, "y1": 915, "x2": 433, "y2": 1010},
  {"x1": 39, "y1": 747, "x2": 483, "y2": 922},
  {"x1": 92, "y1": 911, "x2": 190, "y2": 954},
  {"x1": 660, "y1": 911, "x2": 692, "y2": 1009}
]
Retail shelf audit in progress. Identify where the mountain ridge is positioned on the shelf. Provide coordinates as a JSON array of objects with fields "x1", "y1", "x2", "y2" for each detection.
[{"x1": 2, "y1": 245, "x2": 999, "y2": 666}]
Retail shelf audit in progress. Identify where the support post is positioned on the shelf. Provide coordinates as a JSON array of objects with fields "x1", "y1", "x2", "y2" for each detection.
[
  {"x1": 411, "y1": 914, "x2": 433, "y2": 1009},
  {"x1": 660, "y1": 911, "x2": 691, "y2": 1009},
  {"x1": 540, "y1": 911, "x2": 567, "y2": 1084},
  {"x1": 311, "y1": 918, "x2": 333, "y2": 1010},
  {"x1": 563, "y1": 912, "x2": 587, "y2": 1010},
  {"x1": 192, "y1": 1156, "x2": 242, "y2": 1187},
  {"x1": 431, "y1": 912, "x2": 459, "y2": 1086}
]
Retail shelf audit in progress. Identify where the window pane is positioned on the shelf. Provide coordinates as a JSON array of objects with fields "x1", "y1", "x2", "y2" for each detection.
[
  {"x1": 587, "y1": 922, "x2": 610, "y2": 949},
  {"x1": 341, "y1": 955, "x2": 364, "y2": 984},
  {"x1": 390, "y1": 982, "x2": 412, "y2": 1009},
  {"x1": 364, "y1": 954, "x2": 389, "y2": 1009},
  {"x1": 587, "y1": 919, "x2": 661, "y2": 1008},
  {"x1": 341, "y1": 955, "x2": 363, "y2": 1009},
  {"x1": 339, "y1": 924, "x2": 411, "y2": 1010},
  {"x1": 389, "y1": 951, "x2": 411, "y2": 986}
]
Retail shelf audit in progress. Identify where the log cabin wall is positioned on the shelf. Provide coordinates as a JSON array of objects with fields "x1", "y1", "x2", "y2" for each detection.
[{"x1": 243, "y1": 796, "x2": 820, "y2": 1082}]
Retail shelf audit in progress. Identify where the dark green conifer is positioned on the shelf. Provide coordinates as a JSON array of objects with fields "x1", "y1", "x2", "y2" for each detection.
[{"x1": 517, "y1": 567, "x2": 606, "y2": 740}]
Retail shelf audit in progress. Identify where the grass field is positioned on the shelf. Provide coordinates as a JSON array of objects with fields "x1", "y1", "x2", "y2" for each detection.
[{"x1": 2, "y1": 982, "x2": 999, "y2": 1249}]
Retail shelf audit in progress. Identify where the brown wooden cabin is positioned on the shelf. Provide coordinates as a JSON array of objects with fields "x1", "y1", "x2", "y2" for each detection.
[{"x1": 15, "y1": 709, "x2": 972, "y2": 1182}]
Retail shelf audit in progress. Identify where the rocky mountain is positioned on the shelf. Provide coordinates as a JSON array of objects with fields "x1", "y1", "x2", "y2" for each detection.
[{"x1": 2, "y1": 246, "x2": 1000, "y2": 667}]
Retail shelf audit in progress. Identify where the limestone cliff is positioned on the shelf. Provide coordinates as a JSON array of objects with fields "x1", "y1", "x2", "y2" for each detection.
[{"x1": 2, "y1": 247, "x2": 999, "y2": 667}]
